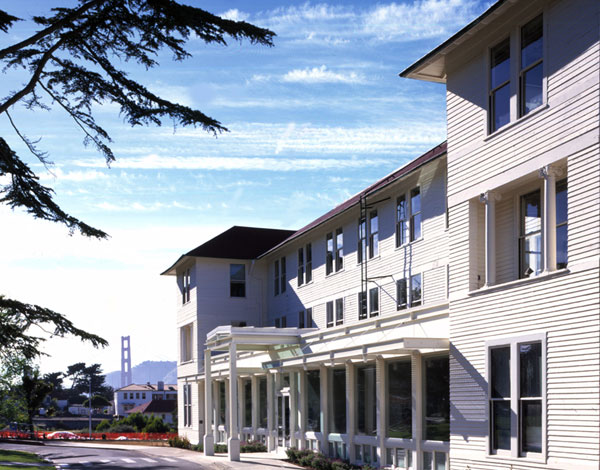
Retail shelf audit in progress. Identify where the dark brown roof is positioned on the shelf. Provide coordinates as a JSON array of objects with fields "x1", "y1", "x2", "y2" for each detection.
[
  {"x1": 259, "y1": 141, "x2": 447, "y2": 258},
  {"x1": 128, "y1": 399, "x2": 177, "y2": 415},
  {"x1": 161, "y1": 226, "x2": 296, "y2": 275}
]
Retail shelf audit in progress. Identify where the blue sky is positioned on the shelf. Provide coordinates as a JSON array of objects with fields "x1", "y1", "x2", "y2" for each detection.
[{"x1": 0, "y1": 0, "x2": 491, "y2": 377}]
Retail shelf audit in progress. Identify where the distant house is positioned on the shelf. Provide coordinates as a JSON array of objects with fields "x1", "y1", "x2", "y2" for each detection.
[
  {"x1": 127, "y1": 400, "x2": 177, "y2": 425},
  {"x1": 113, "y1": 381, "x2": 177, "y2": 418}
]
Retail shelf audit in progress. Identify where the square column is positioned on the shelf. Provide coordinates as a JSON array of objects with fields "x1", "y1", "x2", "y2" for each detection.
[
  {"x1": 298, "y1": 369, "x2": 307, "y2": 450},
  {"x1": 411, "y1": 352, "x2": 423, "y2": 470},
  {"x1": 345, "y1": 361, "x2": 356, "y2": 462},
  {"x1": 479, "y1": 191, "x2": 501, "y2": 286},
  {"x1": 319, "y1": 365, "x2": 329, "y2": 455},
  {"x1": 228, "y1": 343, "x2": 240, "y2": 461},
  {"x1": 251, "y1": 376, "x2": 259, "y2": 441},
  {"x1": 376, "y1": 356, "x2": 386, "y2": 466},
  {"x1": 290, "y1": 371, "x2": 298, "y2": 448},
  {"x1": 237, "y1": 377, "x2": 244, "y2": 438},
  {"x1": 212, "y1": 381, "x2": 219, "y2": 443},
  {"x1": 267, "y1": 372, "x2": 275, "y2": 451},
  {"x1": 203, "y1": 349, "x2": 214, "y2": 456}
]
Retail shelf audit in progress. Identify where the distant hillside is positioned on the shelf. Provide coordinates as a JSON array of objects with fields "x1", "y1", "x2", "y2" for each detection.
[{"x1": 104, "y1": 360, "x2": 177, "y2": 389}]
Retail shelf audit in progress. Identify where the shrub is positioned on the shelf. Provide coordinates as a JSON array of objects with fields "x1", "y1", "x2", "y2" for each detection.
[
  {"x1": 168, "y1": 436, "x2": 191, "y2": 449},
  {"x1": 214, "y1": 443, "x2": 228, "y2": 453},
  {"x1": 286, "y1": 447, "x2": 300, "y2": 462},
  {"x1": 331, "y1": 460, "x2": 353, "y2": 470},
  {"x1": 312, "y1": 454, "x2": 332, "y2": 470},
  {"x1": 142, "y1": 416, "x2": 169, "y2": 433},
  {"x1": 192, "y1": 444, "x2": 203, "y2": 452},
  {"x1": 298, "y1": 452, "x2": 316, "y2": 468},
  {"x1": 241, "y1": 441, "x2": 267, "y2": 453},
  {"x1": 108, "y1": 423, "x2": 136, "y2": 433}
]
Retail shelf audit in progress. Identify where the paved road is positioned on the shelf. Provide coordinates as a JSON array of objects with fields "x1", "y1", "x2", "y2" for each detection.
[{"x1": 0, "y1": 442, "x2": 208, "y2": 469}]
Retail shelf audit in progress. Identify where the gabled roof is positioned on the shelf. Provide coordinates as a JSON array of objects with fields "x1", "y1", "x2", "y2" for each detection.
[
  {"x1": 128, "y1": 399, "x2": 177, "y2": 415},
  {"x1": 161, "y1": 226, "x2": 296, "y2": 275},
  {"x1": 259, "y1": 141, "x2": 447, "y2": 258},
  {"x1": 116, "y1": 383, "x2": 177, "y2": 392},
  {"x1": 400, "y1": 0, "x2": 510, "y2": 82}
]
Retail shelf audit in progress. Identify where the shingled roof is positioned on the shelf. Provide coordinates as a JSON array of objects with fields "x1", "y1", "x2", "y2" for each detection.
[
  {"x1": 161, "y1": 226, "x2": 296, "y2": 275},
  {"x1": 128, "y1": 399, "x2": 177, "y2": 415}
]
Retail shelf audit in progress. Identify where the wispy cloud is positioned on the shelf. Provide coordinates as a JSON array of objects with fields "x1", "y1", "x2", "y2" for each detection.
[
  {"x1": 95, "y1": 201, "x2": 208, "y2": 212},
  {"x1": 38, "y1": 168, "x2": 108, "y2": 182},
  {"x1": 282, "y1": 65, "x2": 367, "y2": 84},
  {"x1": 220, "y1": 8, "x2": 250, "y2": 22}
]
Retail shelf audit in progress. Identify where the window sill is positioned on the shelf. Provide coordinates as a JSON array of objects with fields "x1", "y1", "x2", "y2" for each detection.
[
  {"x1": 395, "y1": 236, "x2": 423, "y2": 251},
  {"x1": 297, "y1": 280, "x2": 314, "y2": 289},
  {"x1": 469, "y1": 268, "x2": 569, "y2": 296},
  {"x1": 179, "y1": 359, "x2": 194, "y2": 366},
  {"x1": 325, "y1": 268, "x2": 345, "y2": 278},
  {"x1": 484, "y1": 103, "x2": 549, "y2": 141},
  {"x1": 486, "y1": 453, "x2": 545, "y2": 464}
]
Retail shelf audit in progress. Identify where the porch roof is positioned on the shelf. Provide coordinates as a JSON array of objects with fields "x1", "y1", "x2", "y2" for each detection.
[{"x1": 205, "y1": 325, "x2": 310, "y2": 351}]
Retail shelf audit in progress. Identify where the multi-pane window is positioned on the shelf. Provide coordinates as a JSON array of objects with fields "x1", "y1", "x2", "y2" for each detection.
[
  {"x1": 358, "y1": 217, "x2": 367, "y2": 263},
  {"x1": 410, "y1": 188, "x2": 422, "y2": 241},
  {"x1": 335, "y1": 298, "x2": 344, "y2": 326},
  {"x1": 298, "y1": 310, "x2": 305, "y2": 328},
  {"x1": 306, "y1": 307, "x2": 313, "y2": 328},
  {"x1": 488, "y1": 338, "x2": 544, "y2": 456},
  {"x1": 330, "y1": 369, "x2": 346, "y2": 433},
  {"x1": 520, "y1": 15, "x2": 543, "y2": 117},
  {"x1": 388, "y1": 361, "x2": 412, "y2": 438},
  {"x1": 180, "y1": 323, "x2": 193, "y2": 363},
  {"x1": 305, "y1": 243, "x2": 312, "y2": 283},
  {"x1": 326, "y1": 229, "x2": 344, "y2": 275},
  {"x1": 274, "y1": 257, "x2": 286, "y2": 294},
  {"x1": 369, "y1": 211, "x2": 379, "y2": 258},
  {"x1": 298, "y1": 248, "x2": 304, "y2": 286},
  {"x1": 274, "y1": 318, "x2": 280, "y2": 328},
  {"x1": 307, "y1": 370, "x2": 321, "y2": 432},
  {"x1": 396, "y1": 195, "x2": 407, "y2": 247},
  {"x1": 183, "y1": 383, "x2": 192, "y2": 427},
  {"x1": 424, "y1": 355, "x2": 450, "y2": 441},
  {"x1": 396, "y1": 279, "x2": 408, "y2": 310},
  {"x1": 490, "y1": 38, "x2": 511, "y2": 133},
  {"x1": 281, "y1": 315, "x2": 287, "y2": 328},
  {"x1": 181, "y1": 268, "x2": 191, "y2": 304},
  {"x1": 259, "y1": 377, "x2": 267, "y2": 428},
  {"x1": 358, "y1": 291, "x2": 368, "y2": 320},
  {"x1": 327, "y1": 301, "x2": 334, "y2": 328},
  {"x1": 397, "y1": 274, "x2": 422, "y2": 310},
  {"x1": 410, "y1": 273, "x2": 422, "y2": 307},
  {"x1": 556, "y1": 179, "x2": 568, "y2": 269},
  {"x1": 243, "y1": 380, "x2": 252, "y2": 428},
  {"x1": 274, "y1": 259, "x2": 280, "y2": 296},
  {"x1": 519, "y1": 190, "x2": 542, "y2": 278},
  {"x1": 230, "y1": 264, "x2": 245, "y2": 297},
  {"x1": 280, "y1": 257, "x2": 286, "y2": 293},
  {"x1": 357, "y1": 364, "x2": 377, "y2": 435},
  {"x1": 369, "y1": 287, "x2": 379, "y2": 317}
]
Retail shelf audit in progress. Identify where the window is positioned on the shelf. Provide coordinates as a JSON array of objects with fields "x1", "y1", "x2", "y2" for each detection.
[
  {"x1": 280, "y1": 257, "x2": 286, "y2": 293},
  {"x1": 244, "y1": 380, "x2": 252, "y2": 428},
  {"x1": 520, "y1": 15, "x2": 543, "y2": 117},
  {"x1": 424, "y1": 355, "x2": 449, "y2": 441},
  {"x1": 335, "y1": 298, "x2": 344, "y2": 326},
  {"x1": 330, "y1": 369, "x2": 346, "y2": 434},
  {"x1": 136, "y1": 392, "x2": 139, "y2": 399},
  {"x1": 306, "y1": 307, "x2": 313, "y2": 328},
  {"x1": 326, "y1": 228, "x2": 344, "y2": 275},
  {"x1": 281, "y1": 315, "x2": 287, "y2": 328},
  {"x1": 396, "y1": 195, "x2": 407, "y2": 247},
  {"x1": 230, "y1": 264, "x2": 245, "y2": 297},
  {"x1": 410, "y1": 188, "x2": 421, "y2": 241},
  {"x1": 142, "y1": 393, "x2": 146, "y2": 399},
  {"x1": 357, "y1": 365, "x2": 376, "y2": 435},
  {"x1": 274, "y1": 259, "x2": 280, "y2": 296},
  {"x1": 369, "y1": 287, "x2": 379, "y2": 317},
  {"x1": 180, "y1": 323, "x2": 193, "y2": 363},
  {"x1": 275, "y1": 318, "x2": 280, "y2": 328},
  {"x1": 388, "y1": 361, "x2": 412, "y2": 438},
  {"x1": 307, "y1": 370, "x2": 321, "y2": 432},
  {"x1": 259, "y1": 377, "x2": 267, "y2": 428},
  {"x1": 298, "y1": 248, "x2": 304, "y2": 286},
  {"x1": 556, "y1": 179, "x2": 568, "y2": 269},
  {"x1": 298, "y1": 310, "x2": 305, "y2": 328},
  {"x1": 397, "y1": 275, "x2": 422, "y2": 309},
  {"x1": 369, "y1": 211, "x2": 379, "y2": 258},
  {"x1": 410, "y1": 273, "x2": 422, "y2": 307},
  {"x1": 306, "y1": 243, "x2": 312, "y2": 283},
  {"x1": 490, "y1": 37, "x2": 511, "y2": 133},
  {"x1": 519, "y1": 190, "x2": 542, "y2": 278},
  {"x1": 358, "y1": 291, "x2": 367, "y2": 320},
  {"x1": 396, "y1": 279, "x2": 408, "y2": 310},
  {"x1": 358, "y1": 217, "x2": 367, "y2": 263},
  {"x1": 326, "y1": 301, "x2": 334, "y2": 328},
  {"x1": 488, "y1": 336, "x2": 544, "y2": 456},
  {"x1": 181, "y1": 268, "x2": 191, "y2": 304},
  {"x1": 183, "y1": 383, "x2": 192, "y2": 427}
]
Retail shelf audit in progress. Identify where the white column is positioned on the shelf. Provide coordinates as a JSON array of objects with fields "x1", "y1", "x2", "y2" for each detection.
[
  {"x1": 251, "y1": 376, "x2": 259, "y2": 441},
  {"x1": 267, "y1": 372, "x2": 275, "y2": 451},
  {"x1": 228, "y1": 343, "x2": 240, "y2": 461},
  {"x1": 290, "y1": 371, "x2": 298, "y2": 448},
  {"x1": 319, "y1": 365, "x2": 329, "y2": 455},
  {"x1": 237, "y1": 377, "x2": 244, "y2": 437},
  {"x1": 212, "y1": 381, "x2": 219, "y2": 444},
  {"x1": 299, "y1": 369, "x2": 307, "y2": 450},
  {"x1": 224, "y1": 378, "x2": 230, "y2": 438},
  {"x1": 479, "y1": 191, "x2": 501, "y2": 286},
  {"x1": 346, "y1": 361, "x2": 356, "y2": 463},
  {"x1": 412, "y1": 352, "x2": 423, "y2": 470},
  {"x1": 203, "y1": 349, "x2": 214, "y2": 456},
  {"x1": 197, "y1": 381, "x2": 205, "y2": 443},
  {"x1": 376, "y1": 356, "x2": 386, "y2": 466},
  {"x1": 540, "y1": 165, "x2": 560, "y2": 273}
]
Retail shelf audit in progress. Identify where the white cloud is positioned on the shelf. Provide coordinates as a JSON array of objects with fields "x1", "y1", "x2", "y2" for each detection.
[
  {"x1": 282, "y1": 65, "x2": 367, "y2": 84},
  {"x1": 95, "y1": 201, "x2": 204, "y2": 212},
  {"x1": 220, "y1": 8, "x2": 250, "y2": 22},
  {"x1": 38, "y1": 168, "x2": 109, "y2": 182}
]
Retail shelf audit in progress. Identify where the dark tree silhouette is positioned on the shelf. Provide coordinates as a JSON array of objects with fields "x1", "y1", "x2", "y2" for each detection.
[{"x1": 0, "y1": 1, "x2": 275, "y2": 358}]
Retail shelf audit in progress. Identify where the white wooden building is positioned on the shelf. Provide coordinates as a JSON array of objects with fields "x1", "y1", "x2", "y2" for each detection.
[{"x1": 162, "y1": 0, "x2": 599, "y2": 468}]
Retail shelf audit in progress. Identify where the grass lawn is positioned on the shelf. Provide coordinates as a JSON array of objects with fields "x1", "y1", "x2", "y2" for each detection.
[{"x1": 0, "y1": 449, "x2": 55, "y2": 469}]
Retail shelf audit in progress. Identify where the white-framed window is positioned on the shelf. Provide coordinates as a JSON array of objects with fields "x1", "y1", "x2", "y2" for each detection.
[
  {"x1": 298, "y1": 310, "x2": 305, "y2": 328},
  {"x1": 298, "y1": 247, "x2": 304, "y2": 286},
  {"x1": 274, "y1": 259, "x2": 280, "y2": 295},
  {"x1": 556, "y1": 179, "x2": 568, "y2": 269},
  {"x1": 230, "y1": 263, "x2": 245, "y2": 297},
  {"x1": 410, "y1": 188, "x2": 421, "y2": 242},
  {"x1": 280, "y1": 257, "x2": 286, "y2": 293},
  {"x1": 396, "y1": 187, "x2": 422, "y2": 246},
  {"x1": 358, "y1": 288, "x2": 378, "y2": 320},
  {"x1": 326, "y1": 301, "x2": 334, "y2": 328},
  {"x1": 358, "y1": 291, "x2": 367, "y2": 320},
  {"x1": 519, "y1": 189, "x2": 542, "y2": 278},
  {"x1": 305, "y1": 243, "x2": 312, "y2": 283},
  {"x1": 487, "y1": 333, "x2": 546, "y2": 458},
  {"x1": 274, "y1": 257, "x2": 286, "y2": 294},
  {"x1": 306, "y1": 307, "x2": 313, "y2": 328},
  {"x1": 180, "y1": 323, "x2": 193, "y2": 363},
  {"x1": 488, "y1": 14, "x2": 544, "y2": 134},
  {"x1": 326, "y1": 228, "x2": 344, "y2": 275},
  {"x1": 369, "y1": 211, "x2": 378, "y2": 258},
  {"x1": 281, "y1": 315, "x2": 287, "y2": 328},
  {"x1": 396, "y1": 273, "x2": 422, "y2": 309},
  {"x1": 396, "y1": 194, "x2": 408, "y2": 247},
  {"x1": 369, "y1": 286, "x2": 379, "y2": 317},
  {"x1": 358, "y1": 216, "x2": 367, "y2": 263},
  {"x1": 181, "y1": 268, "x2": 191, "y2": 304},
  {"x1": 183, "y1": 383, "x2": 192, "y2": 427},
  {"x1": 327, "y1": 298, "x2": 344, "y2": 327}
]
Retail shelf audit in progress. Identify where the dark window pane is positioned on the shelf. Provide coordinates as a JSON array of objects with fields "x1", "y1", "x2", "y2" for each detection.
[
  {"x1": 357, "y1": 365, "x2": 377, "y2": 435},
  {"x1": 336, "y1": 228, "x2": 344, "y2": 271},
  {"x1": 522, "y1": 191, "x2": 541, "y2": 234},
  {"x1": 411, "y1": 213, "x2": 422, "y2": 241},
  {"x1": 307, "y1": 370, "x2": 321, "y2": 432},
  {"x1": 306, "y1": 244, "x2": 312, "y2": 283},
  {"x1": 556, "y1": 179, "x2": 568, "y2": 224},
  {"x1": 557, "y1": 224, "x2": 568, "y2": 269},
  {"x1": 522, "y1": 62, "x2": 543, "y2": 114},
  {"x1": 491, "y1": 38, "x2": 510, "y2": 88},
  {"x1": 335, "y1": 298, "x2": 344, "y2": 325},
  {"x1": 259, "y1": 377, "x2": 267, "y2": 428},
  {"x1": 397, "y1": 279, "x2": 407, "y2": 309},
  {"x1": 521, "y1": 15, "x2": 543, "y2": 69},
  {"x1": 411, "y1": 188, "x2": 421, "y2": 214},
  {"x1": 219, "y1": 381, "x2": 226, "y2": 425},
  {"x1": 331, "y1": 369, "x2": 346, "y2": 433},
  {"x1": 326, "y1": 233, "x2": 334, "y2": 275},
  {"x1": 230, "y1": 264, "x2": 245, "y2": 281},
  {"x1": 521, "y1": 400, "x2": 542, "y2": 453},
  {"x1": 358, "y1": 292, "x2": 367, "y2": 320},
  {"x1": 369, "y1": 287, "x2": 378, "y2": 316},
  {"x1": 327, "y1": 301, "x2": 334, "y2": 327},
  {"x1": 244, "y1": 380, "x2": 252, "y2": 427},
  {"x1": 520, "y1": 342, "x2": 541, "y2": 397},
  {"x1": 274, "y1": 260, "x2": 279, "y2": 295},
  {"x1": 411, "y1": 274, "x2": 422, "y2": 307},
  {"x1": 492, "y1": 400, "x2": 511, "y2": 450},
  {"x1": 298, "y1": 311, "x2": 305, "y2": 329},
  {"x1": 281, "y1": 257, "x2": 286, "y2": 293},
  {"x1": 231, "y1": 282, "x2": 245, "y2": 297},
  {"x1": 492, "y1": 83, "x2": 510, "y2": 132},
  {"x1": 388, "y1": 361, "x2": 412, "y2": 438},
  {"x1": 424, "y1": 356, "x2": 449, "y2": 441},
  {"x1": 306, "y1": 307, "x2": 313, "y2": 327},
  {"x1": 491, "y1": 347, "x2": 511, "y2": 398}
]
